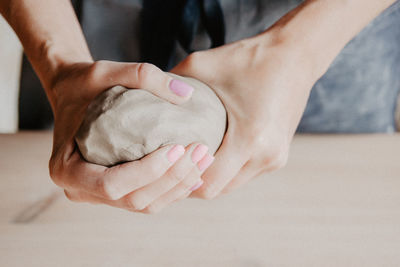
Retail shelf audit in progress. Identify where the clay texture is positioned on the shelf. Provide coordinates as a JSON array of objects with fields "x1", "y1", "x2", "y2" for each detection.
[{"x1": 75, "y1": 74, "x2": 227, "y2": 166}]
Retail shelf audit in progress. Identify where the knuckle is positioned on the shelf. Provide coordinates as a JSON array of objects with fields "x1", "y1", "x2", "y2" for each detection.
[
  {"x1": 247, "y1": 128, "x2": 267, "y2": 149},
  {"x1": 136, "y1": 63, "x2": 157, "y2": 84},
  {"x1": 127, "y1": 195, "x2": 147, "y2": 211},
  {"x1": 261, "y1": 146, "x2": 289, "y2": 171},
  {"x1": 168, "y1": 171, "x2": 185, "y2": 185},
  {"x1": 48, "y1": 157, "x2": 66, "y2": 188},
  {"x1": 143, "y1": 204, "x2": 161, "y2": 214},
  {"x1": 198, "y1": 186, "x2": 218, "y2": 200},
  {"x1": 272, "y1": 151, "x2": 289, "y2": 170},
  {"x1": 96, "y1": 178, "x2": 119, "y2": 200},
  {"x1": 48, "y1": 157, "x2": 57, "y2": 177},
  {"x1": 181, "y1": 177, "x2": 200, "y2": 191},
  {"x1": 48, "y1": 165, "x2": 61, "y2": 185},
  {"x1": 278, "y1": 150, "x2": 289, "y2": 166},
  {"x1": 88, "y1": 60, "x2": 108, "y2": 80},
  {"x1": 64, "y1": 190, "x2": 79, "y2": 203},
  {"x1": 147, "y1": 163, "x2": 163, "y2": 179},
  {"x1": 245, "y1": 126, "x2": 290, "y2": 171},
  {"x1": 181, "y1": 190, "x2": 192, "y2": 200}
]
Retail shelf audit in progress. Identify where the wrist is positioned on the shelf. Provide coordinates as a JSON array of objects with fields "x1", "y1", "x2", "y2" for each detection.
[
  {"x1": 2, "y1": 0, "x2": 94, "y2": 93},
  {"x1": 263, "y1": 26, "x2": 326, "y2": 82},
  {"x1": 239, "y1": 28, "x2": 322, "y2": 89},
  {"x1": 257, "y1": 6, "x2": 334, "y2": 81},
  {"x1": 27, "y1": 38, "x2": 93, "y2": 109},
  {"x1": 22, "y1": 39, "x2": 93, "y2": 112},
  {"x1": 33, "y1": 39, "x2": 93, "y2": 88}
]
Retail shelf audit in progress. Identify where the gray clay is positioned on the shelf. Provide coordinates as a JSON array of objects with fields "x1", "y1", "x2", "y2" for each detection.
[{"x1": 75, "y1": 74, "x2": 227, "y2": 166}]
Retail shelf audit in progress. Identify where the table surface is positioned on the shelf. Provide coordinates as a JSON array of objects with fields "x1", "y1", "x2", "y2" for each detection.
[{"x1": 0, "y1": 131, "x2": 399, "y2": 267}]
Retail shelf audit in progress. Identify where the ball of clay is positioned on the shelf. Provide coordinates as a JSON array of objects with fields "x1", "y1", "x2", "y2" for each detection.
[{"x1": 75, "y1": 74, "x2": 227, "y2": 166}]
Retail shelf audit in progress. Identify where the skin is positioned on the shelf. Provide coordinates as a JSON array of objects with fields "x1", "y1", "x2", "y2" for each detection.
[
  {"x1": 0, "y1": 0, "x2": 396, "y2": 212},
  {"x1": 171, "y1": 0, "x2": 398, "y2": 198}
]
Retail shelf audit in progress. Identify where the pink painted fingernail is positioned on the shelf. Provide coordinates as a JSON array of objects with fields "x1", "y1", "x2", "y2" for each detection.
[
  {"x1": 190, "y1": 180, "x2": 204, "y2": 191},
  {"x1": 191, "y1": 144, "x2": 209, "y2": 163},
  {"x1": 169, "y1": 79, "x2": 194, "y2": 97},
  {"x1": 197, "y1": 154, "x2": 215, "y2": 172},
  {"x1": 167, "y1": 145, "x2": 185, "y2": 163}
]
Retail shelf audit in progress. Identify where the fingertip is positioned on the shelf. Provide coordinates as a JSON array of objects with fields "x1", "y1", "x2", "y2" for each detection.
[
  {"x1": 144, "y1": 71, "x2": 194, "y2": 105},
  {"x1": 191, "y1": 144, "x2": 209, "y2": 164},
  {"x1": 169, "y1": 79, "x2": 194, "y2": 99},
  {"x1": 167, "y1": 144, "x2": 185, "y2": 163}
]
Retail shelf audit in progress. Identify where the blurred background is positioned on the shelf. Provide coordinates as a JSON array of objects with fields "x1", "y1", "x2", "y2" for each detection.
[
  {"x1": 0, "y1": 15, "x2": 22, "y2": 133},
  {"x1": 2, "y1": 0, "x2": 400, "y2": 135},
  {"x1": 2, "y1": 11, "x2": 400, "y2": 134}
]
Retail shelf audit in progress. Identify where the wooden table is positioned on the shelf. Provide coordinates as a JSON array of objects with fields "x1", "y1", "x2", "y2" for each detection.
[{"x1": 1, "y1": 131, "x2": 399, "y2": 267}]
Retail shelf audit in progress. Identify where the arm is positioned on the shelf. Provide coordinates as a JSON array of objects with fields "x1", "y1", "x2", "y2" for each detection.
[
  {"x1": 172, "y1": 0, "x2": 396, "y2": 198},
  {"x1": 0, "y1": 0, "x2": 92, "y2": 107},
  {"x1": 270, "y1": 0, "x2": 396, "y2": 79},
  {"x1": 0, "y1": 0, "x2": 211, "y2": 214}
]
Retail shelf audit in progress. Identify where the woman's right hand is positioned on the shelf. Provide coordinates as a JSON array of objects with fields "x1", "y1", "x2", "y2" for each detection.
[{"x1": 47, "y1": 60, "x2": 214, "y2": 213}]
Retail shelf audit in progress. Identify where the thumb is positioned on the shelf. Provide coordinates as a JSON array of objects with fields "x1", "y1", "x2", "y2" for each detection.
[{"x1": 93, "y1": 61, "x2": 194, "y2": 105}]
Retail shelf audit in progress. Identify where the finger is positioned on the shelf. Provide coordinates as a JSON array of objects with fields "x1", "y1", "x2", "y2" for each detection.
[
  {"x1": 221, "y1": 152, "x2": 289, "y2": 195},
  {"x1": 85, "y1": 143, "x2": 208, "y2": 212},
  {"x1": 144, "y1": 154, "x2": 215, "y2": 213},
  {"x1": 122, "y1": 143, "x2": 209, "y2": 211},
  {"x1": 64, "y1": 189, "x2": 102, "y2": 205},
  {"x1": 92, "y1": 61, "x2": 194, "y2": 104},
  {"x1": 64, "y1": 150, "x2": 213, "y2": 213},
  {"x1": 64, "y1": 189, "x2": 137, "y2": 211},
  {"x1": 174, "y1": 189, "x2": 193, "y2": 202},
  {"x1": 220, "y1": 161, "x2": 260, "y2": 195},
  {"x1": 191, "y1": 134, "x2": 247, "y2": 200},
  {"x1": 66, "y1": 144, "x2": 185, "y2": 200}
]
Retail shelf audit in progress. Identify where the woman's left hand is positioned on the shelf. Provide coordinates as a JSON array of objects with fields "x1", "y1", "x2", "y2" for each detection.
[{"x1": 171, "y1": 33, "x2": 321, "y2": 199}]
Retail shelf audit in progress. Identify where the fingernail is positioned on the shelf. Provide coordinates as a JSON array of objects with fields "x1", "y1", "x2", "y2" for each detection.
[
  {"x1": 191, "y1": 144, "x2": 209, "y2": 163},
  {"x1": 167, "y1": 145, "x2": 185, "y2": 163},
  {"x1": 190, "y1": 180, "x2": 204, "y2": 191},
  {"x1": 169, "y1": 79, "x2": 194, "y2": 97},
  {"x1": 197, "y1": 154, "x2": 215, "y2": 172}
]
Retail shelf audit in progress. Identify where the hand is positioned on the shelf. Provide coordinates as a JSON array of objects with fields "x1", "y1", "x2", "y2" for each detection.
[
  {"x1": 48, "y1": 60, "x2": 214, "y2": 213},
  {"x1": 171, "y1": 34, "x2": 320, "y2": 199}
]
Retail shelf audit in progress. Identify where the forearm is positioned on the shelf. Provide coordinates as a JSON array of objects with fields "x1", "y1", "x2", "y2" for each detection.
[
  {"x1": 0, "y1": 0, "x2": 92, "y2": 99},
  {"x1": 263, "y1": 0, "x2": 396, "y2": 80}
]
